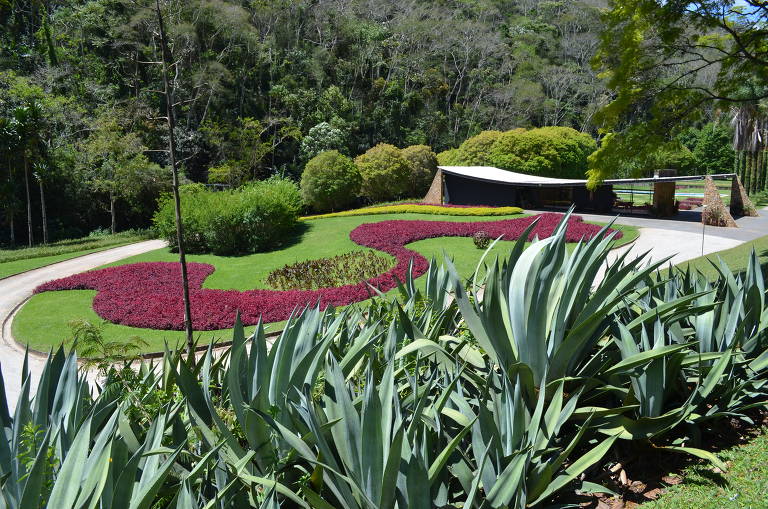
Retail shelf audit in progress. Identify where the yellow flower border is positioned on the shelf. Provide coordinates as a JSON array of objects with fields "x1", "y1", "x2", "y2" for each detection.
[{"x1": 301, "y1": 204, "x2": 524, "y2": 220}]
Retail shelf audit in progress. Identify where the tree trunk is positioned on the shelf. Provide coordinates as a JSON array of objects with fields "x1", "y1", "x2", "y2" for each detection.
[
  {"x1": 24, "y1": 156, "x2": 33, "y2": 248},
  {"x1": 9, "y1": 215, "x2": 14, "y2": 247},
  {"x1": 110, "y1": 192, "x2": 117, "y2": 234},
  {"x1": 750, "y1": 151, "x2": 759, "y2": 195},
  {"x1": 39, "y1": 179, "x2": 48, "y2": 244},
  {"x1": 156, "y1": 0, "x2": 194, "y2": 355},
  {"x1": 743, "y1": 152, "x2": 752, "y2": 193}
]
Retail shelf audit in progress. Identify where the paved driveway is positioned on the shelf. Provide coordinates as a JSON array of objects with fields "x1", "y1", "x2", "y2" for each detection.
[{"x1": 0, "y1": 240, "x2": 166, "y2": 410}]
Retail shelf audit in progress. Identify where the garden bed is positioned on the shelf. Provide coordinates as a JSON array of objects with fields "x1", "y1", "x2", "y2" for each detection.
[{"x1": 35, "y1": 213, "x2": 619, "y2": 330}]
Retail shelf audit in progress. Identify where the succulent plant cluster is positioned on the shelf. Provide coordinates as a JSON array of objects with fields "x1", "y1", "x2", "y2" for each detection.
[
  {"x1": 266, "y1": 250, "x2": 393, "y2": 290},
  {"x1": 35, "y1": 213, "x2": 615, "y2": 330},
  {"x1": 6, "y1": 212, "x2": 768, "y2": 508}
]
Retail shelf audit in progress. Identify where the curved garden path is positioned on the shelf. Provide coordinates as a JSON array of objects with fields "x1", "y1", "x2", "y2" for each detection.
[{"x1": 0, "y1": 240, "x2": 166, "y2": 410}]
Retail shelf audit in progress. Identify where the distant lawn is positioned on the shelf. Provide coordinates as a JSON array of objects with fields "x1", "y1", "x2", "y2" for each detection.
[
  {"x1": 643, "y1": 428, "x2": 768, "y2": 509},
  {"x1": 12, "y1": 212, "x2": 637, "y2": 354},
  {"x1": 674, "y1": 234, "x2": 768, "y2": 280},
  {"x1": 0, "y1": 231, "x2": 152, "y2": 280}
]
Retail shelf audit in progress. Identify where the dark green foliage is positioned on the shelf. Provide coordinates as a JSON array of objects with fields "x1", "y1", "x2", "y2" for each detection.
[
  {"x1": 266, "y1": 250, "x2": 392, "y2": 290},
  {"x1": 300, "y1": 150, "x2": 361, "y2": 212},
  {"x1": 680, "y1": 123, "x2": 736, "y2": 175},
  {"x1": 401, "y1": 144, "x2": 438, "y2": 197},
  {"x1": 489, "y1": 126, "x2": 597, "y2": 178},
  {"x1": 153, "y1": 178, "x2": 302, "y2": 255},
  {"x1": 355, "y1": 143, "x2": 411, "y2": 201}
]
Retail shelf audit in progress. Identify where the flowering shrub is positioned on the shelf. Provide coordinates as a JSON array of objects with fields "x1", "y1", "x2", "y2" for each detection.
[
  {"x1": 302, "y1": 203, "x2": 523, "y2": 220},
  {"x1": 677, "y1": 197, "x2": 704, "y2": 210},
  {"x1": 266, "y1": 250, "x2": 393, "y2": 290},
  {"x1": 36, "y1": 213, "x2": 619, "y2": 330}
]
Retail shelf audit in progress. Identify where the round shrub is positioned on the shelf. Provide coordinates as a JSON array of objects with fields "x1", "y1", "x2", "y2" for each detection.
[
  {"x1": 436, "y1": 148, "x2": 463, "y2": 166},
  {"x1": 153, "y1": 177, "x2": 302, "y2": 255},
  {"x1": 300, "y1": 150, "x2": 362, "y2": 212},
  {"x1": 489, "y1": 126, "x2": 596, "y2": 178},
  {"x1": 457, "y1": 130, "x2": 503, "y2": 165},
  {"x1": 354, "y1": 143, "x2": 411, "y2": 202},
  {"x1": 473, "y1": 231, "x2": 491, "y2": 249},
  {"x1": 401, "y1": 145, "x2": 438, "y2": 197}
]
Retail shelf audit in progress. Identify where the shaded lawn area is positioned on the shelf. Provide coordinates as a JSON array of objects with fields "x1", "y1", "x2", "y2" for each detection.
[
  {"x1": 642, "y1": 428, "x2": 768, "y2": 509},
  {"x1": 13, "y1": 212, "x2": 638, "y2": 353}
]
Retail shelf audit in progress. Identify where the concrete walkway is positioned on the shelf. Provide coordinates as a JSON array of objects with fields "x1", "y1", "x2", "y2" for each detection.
[{"x1": 0, "y1": 240, "x2": 167, "y2": 410}]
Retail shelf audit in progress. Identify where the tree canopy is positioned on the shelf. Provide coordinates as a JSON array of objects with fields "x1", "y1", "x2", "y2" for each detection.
[{"x1": 588, "y1": 0, "x2": 768, "y2": 184}]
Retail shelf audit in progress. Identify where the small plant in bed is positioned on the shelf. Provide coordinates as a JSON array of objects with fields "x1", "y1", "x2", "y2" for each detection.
[{"x1": 266, "y1": 250, "x2": 392, "y2": 290}]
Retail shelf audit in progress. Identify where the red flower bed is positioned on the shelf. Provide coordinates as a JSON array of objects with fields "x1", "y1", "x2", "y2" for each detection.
[{"x1": 35, "y1": 213, "x2": 619, "y2": 330}]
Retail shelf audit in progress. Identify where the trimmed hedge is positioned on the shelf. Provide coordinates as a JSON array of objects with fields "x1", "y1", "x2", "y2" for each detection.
[
  {"x1": 302, "y1": 203, "x2": 524, "y2": 220},
  {"x1": 440, "y1": 126, "x2": 596, "y2": 179},
  {"x1": 457, "y1": 130, "x2": 503, "y2": 166},
  {"x1": 300, "y1": 150, "x2": 362, "y2": 212},
  {"x1": 153, "y1": 177, "x2": 302, "y2": 255},
  {"x1": 489, "y1": 126, "x2": 596, "y2": 178}
]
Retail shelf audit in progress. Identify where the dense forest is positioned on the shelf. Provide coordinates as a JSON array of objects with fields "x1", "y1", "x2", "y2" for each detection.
[{"x1": 1, "y1": 0, "x2": 614, "y2": 244}]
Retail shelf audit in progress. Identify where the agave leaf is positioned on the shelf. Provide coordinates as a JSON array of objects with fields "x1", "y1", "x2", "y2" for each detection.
[{"x1": 655, "y1": 445, "x2": 728, "y2": 472}]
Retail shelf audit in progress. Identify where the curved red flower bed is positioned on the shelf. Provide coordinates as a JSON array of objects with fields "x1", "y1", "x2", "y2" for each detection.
[{"x1": 35, "y1": 213, "x2": 619, "y2": 330}]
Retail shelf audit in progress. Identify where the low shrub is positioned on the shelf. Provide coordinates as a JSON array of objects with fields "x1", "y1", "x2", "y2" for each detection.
[
  {"x1": 355, "y1": 143, "x2": 411, "y2": 201},
  {"x1": 473, "y1": 230, "x2": 491, "y2": 249},
  {"x1": 153, "y1": 177, "x2": 302, "y2": 255},
  {"x1": 266, "y1": 250, "x2": 393, "y2": 290},
  {"x1": 401, "y1": 144, "x2": 438, "y2": 197},
  {"x1": 300, "y1": 150, "x2": 362, "y2": 212},
  {"x1": 302, "y1": 203, "x2": 524, "y2": 220}
]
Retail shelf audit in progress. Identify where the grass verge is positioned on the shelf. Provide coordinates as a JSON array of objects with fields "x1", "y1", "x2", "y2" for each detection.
[
  {"x1": 12, "y1": 213, "x2": 637, "y2": 353},
  {"x1": 643, "y1": 427, "x2": 768, "y2": 508},
  {"x1": 673, "y1": 234, "x2": 768, "y2": 280},
  {"x1": 0, "y1": 231, "x2": 153, "y2": 279}
]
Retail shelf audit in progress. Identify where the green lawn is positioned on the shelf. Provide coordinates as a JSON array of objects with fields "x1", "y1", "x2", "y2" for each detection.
[
  {"x1": 0, "y1": 231, "x2": 152, "y2": 279},
  {"x1": 673, "y1": 234, "x2": 768, "y2": 280},
  {"x1": 643, "y1": 428, "x2": 768, "y2": 509},
  {"x1": 12, "y1": 212, "x2": 638, "y2": 353}
]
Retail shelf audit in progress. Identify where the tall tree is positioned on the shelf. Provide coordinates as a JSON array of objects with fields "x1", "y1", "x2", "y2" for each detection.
[
  {"x1": 154, "y1": 0, "x2": 195, "y2": 353},
  {"x1": 588, "y1": 0, "x2": 768, "y2": 185},
  {"x1": 10, "y1": 103, "x2": 45, "y2": 247}
]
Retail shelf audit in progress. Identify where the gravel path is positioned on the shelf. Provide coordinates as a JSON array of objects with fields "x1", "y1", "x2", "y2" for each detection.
[{"x1": 0, "y1": 240, "x2": 167, "y2": 410}]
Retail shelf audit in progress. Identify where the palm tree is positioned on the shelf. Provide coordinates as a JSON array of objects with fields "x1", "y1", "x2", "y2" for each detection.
[
  {"x1": 11, "y1": 103, "x2": 45, "y2": 247},
  {"x1": 730, "y1": 101, "x2": 767, "y2": 195},
  {"x1": 0, "y1": 118, "x2": 18, "y2": 246}
]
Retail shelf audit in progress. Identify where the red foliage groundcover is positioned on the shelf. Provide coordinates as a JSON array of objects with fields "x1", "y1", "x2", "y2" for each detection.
[{"x1": 35, "y1": 213, "x2": 620, "y2": 330}]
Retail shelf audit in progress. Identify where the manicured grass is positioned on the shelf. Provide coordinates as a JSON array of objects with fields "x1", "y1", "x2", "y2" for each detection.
[
  {"x1": 643, "y1": 428, "x2": 768, "y2": 509},
  {"x1": 674, "y1": 234, "x2": 768, "y2": 280},
  {"x1": 12, "y1": 213, "x2": 637, "y2": 353},
  {"x1": 0, "y1": 231, "x2": 152, "y2": 279}
]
